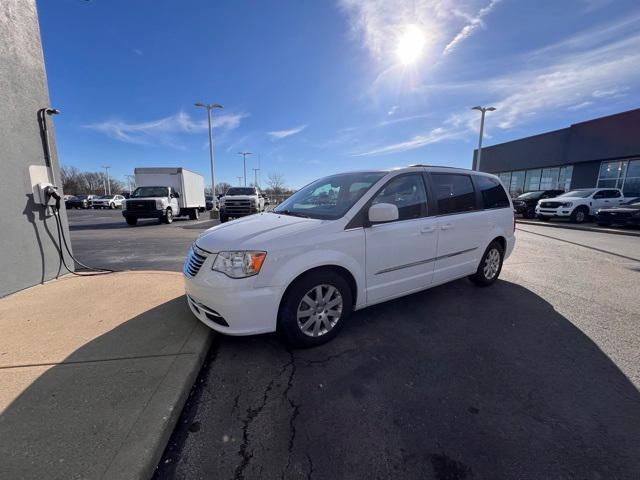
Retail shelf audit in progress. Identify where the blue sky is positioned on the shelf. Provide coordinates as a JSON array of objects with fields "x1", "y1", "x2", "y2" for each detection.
[{"x1": 38, "y1": 0, "x2": 640, "y2": 189}]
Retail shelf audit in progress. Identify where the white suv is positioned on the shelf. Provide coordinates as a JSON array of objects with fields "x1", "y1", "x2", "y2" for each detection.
[
  {"x1": 535, "y1": 188, "x2": 625, "y2": 223},
  {"x1": 183, "y1": 166, "x2": 516, "y2": 347}
]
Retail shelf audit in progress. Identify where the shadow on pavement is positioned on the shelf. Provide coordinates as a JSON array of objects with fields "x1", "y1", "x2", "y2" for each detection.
[
  {"x1": 0, "y1": 296, "x2": 200, "y2": 480},
  {"x1": 158, "y1": 279, "x2": 640, "y2": 480}
]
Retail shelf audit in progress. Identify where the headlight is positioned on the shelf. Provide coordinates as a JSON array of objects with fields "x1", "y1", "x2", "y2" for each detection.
[
  {"x1": 633, "y1": 211, "x2": 640, "y2": 217},
  {"x1": 155, "y1": 199, "x2": 167, "y2": 209},
  {"x1": 212, "y1": 251, "x2": 267, "y2": 278},
  {"x1": 561, "y1": 202, "x2": 573, "y2": 207}
]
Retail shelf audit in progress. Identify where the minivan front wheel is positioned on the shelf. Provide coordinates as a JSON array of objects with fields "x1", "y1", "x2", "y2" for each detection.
[
  {"x1": 278, "y1": 270, "x2": 353, "y2": 348},
  {"x1": 469, "y1": 241, "x2": 504, "y2": 287}
]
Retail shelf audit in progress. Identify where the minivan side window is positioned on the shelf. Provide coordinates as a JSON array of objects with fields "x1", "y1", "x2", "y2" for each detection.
[
  {"x1": 432, "y1": 173, "x2": 477, "y2": 215},
  {"x1": 475, "y1": 175, "x2": 510, "y2": 209},
  {"x1": 371, "y1": 174, "x2": 428, "y2": 221}
]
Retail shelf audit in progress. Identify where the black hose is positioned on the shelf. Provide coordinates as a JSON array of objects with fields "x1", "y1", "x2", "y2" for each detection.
[{"x1": 51, "y1": 206, "x2": 117, "y2": 276}]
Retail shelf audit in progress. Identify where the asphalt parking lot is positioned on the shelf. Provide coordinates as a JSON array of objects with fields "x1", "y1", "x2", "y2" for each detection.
[{"x1": 68, "y1": 209, "x2": 640, "y2": 480}]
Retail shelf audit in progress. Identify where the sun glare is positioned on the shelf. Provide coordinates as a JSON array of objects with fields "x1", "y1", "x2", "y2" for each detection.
[{"x1": 396, "y1": 25, "x2": 426, "y2": 65}]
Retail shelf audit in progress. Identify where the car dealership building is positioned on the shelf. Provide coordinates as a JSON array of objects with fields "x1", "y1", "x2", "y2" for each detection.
[{"x1": 473, "y1": 108, "x2": 640, "y2": 198}]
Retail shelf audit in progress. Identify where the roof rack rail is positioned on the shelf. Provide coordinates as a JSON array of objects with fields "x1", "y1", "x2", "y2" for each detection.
[{"x1": 408, "y1": 164, "x2": 472, "y2": 170}]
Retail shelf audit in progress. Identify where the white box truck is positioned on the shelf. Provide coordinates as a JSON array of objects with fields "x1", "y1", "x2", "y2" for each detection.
[{"x1": 122, "y1": 167, "x2": 206, "y2": 225}]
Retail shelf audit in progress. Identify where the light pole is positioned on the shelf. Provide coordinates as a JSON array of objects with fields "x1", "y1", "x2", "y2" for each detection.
[
  {"x1": 195, "y1": 102, "x2": 224, "y2": 218},
  {"x1": 252, "y1": 167, "x2": 260, "y2": 188},
  {"x1": 101, "y1": 165, "x2": 111, "y2": 195},
  {"x1": 125, "y1": 174, "x2": 135, "y2": 195},
  {"x1": 471, "y1": 106, "x2": 496, "y2": 171},
  {"x1": 238, "y1": 152, "x2": 252, "y2": 186}
]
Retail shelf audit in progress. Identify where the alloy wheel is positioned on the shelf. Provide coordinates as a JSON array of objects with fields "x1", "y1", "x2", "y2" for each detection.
[
  {"x1": 483, "y1": 248, "x2": 501, "y2": 280},
  {"x1": 296, "y1": 284, "x2": 343, "y2": 337}
]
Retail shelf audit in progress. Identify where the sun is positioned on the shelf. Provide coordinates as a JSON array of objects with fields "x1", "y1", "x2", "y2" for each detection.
[{"x1": 396, "y1": 25, "x2": 426, "y2": 65}]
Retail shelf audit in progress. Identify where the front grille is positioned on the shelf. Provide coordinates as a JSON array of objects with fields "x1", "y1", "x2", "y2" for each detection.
[
  {"x1": 224, "y1": 199, "x2": 254, "y2": 215},
  {"x1": 540, "y1": 201, "x2": 561, "y2": 208},
  {"x1": 184, "y1": 245, "x2": 209, "y2": 277},
  {"x1": 126, "y1": 200, "x2": 156, "y2": 212}
]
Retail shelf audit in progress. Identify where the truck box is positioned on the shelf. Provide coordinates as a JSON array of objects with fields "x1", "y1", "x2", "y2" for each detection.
[{"x1": 134, "y1": 167, "x2": 205, "y2": 209}]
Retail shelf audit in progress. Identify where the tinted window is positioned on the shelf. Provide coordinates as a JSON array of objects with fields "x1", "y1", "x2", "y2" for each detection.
[
  {"x1": 371, "y1": 174, "x2": 428, "y2": 221},
  {"x1": 432, "y1": 174, "x2": 477, "y2": 214},
  {"x1": 476, "y1": 176, "x2": 510, "y2": 209},
  {"x1": 605, "y1": 190, "x2": 621, "y2": 198},
  {"x1": 226, "y1": 187, "x2": 257, "y2": 195}
]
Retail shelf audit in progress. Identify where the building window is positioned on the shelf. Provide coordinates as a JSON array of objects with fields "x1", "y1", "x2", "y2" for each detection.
[
  {"x1": 540, "y1": 167, "x2": 560, "y2": 190},
  {"x1": 558, "y1": 166, "x2": 573, "y2": 191},
  {"x1": 597, "y1": 160, "x2": 626, "y2": 189},
  {"x1": 622, "y1": 159, "x2": 640, "y2": 197},
  {"x1": 524, "y1": 169, "x2": 542, "y2": 191},
  {"x1": 498, "y1": 172, "x2": 511, "y2": 189},
  {"x1": 509, "y1": 170, "x2": 526, "y2": 197}
]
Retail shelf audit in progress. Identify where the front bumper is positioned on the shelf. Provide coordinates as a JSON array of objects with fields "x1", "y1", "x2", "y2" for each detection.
[
  {"x1": 122, "y1": 209, "x2": 165, "y2": 219},
  {"x1": 184, "y1": 269, "x2": 282, "y2": 336},
  {"x1": 535, "y1": 206, "x2": 572, "y2": 218}
]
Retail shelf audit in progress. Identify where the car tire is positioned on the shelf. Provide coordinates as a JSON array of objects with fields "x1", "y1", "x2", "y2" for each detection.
[
  {"x1": 109, "y1": 202, "x2": 115, "y2": 209},
  {"x1": 125, "y1": 217, "x2": 138, "y2": 226},
  {"x1": 220, "y1": 214, "x2": 228, "y2": 223},
  {"x1": 189, "y1": 209, "x2": 199, "y2": 220},
  {"x1": 163, "y1": 209, "x2": 173, "y2": 224},
  {"x1": 469, "y1": 241, "x2": 504, "y2": 287},
  {"x1": 523, "y1": 209, "x2": 535, "y2": 219},
  {"x1": 570, "y1": 206, "x2": 588, "y2": 224},
  {"x1": 278, "y1": 270, "x2": 353, "y2": 348}
]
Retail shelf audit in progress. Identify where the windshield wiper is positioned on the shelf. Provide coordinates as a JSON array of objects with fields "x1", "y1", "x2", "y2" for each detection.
[{"x1": 273, "y1": 209, "x2": 310, "y2": 218}]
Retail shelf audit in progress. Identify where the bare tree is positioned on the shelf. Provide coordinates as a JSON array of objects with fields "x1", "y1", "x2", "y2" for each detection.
[
  {"x1": 266, "y1": 172, "x2": 287, "y2": 195},
  {"x1": 215, "y1": 182, "x2": 232, "y2": 195},
  {"x1": 60, "y1": 165, "x2": 84, "y2": 194}
]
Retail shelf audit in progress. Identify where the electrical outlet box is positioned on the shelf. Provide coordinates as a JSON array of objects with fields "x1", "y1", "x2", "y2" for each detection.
[{"x1": 29, "y1": 165, "x2": 53, "y2": 205}]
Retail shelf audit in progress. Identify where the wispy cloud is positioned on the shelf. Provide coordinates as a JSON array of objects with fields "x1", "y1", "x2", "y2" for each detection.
[
  {"x1": 268, "y1": 124, "x2": 308, "y2": 139},
  {"x1": 84, "y1": 111, "x2": 248, "y2": 146},
  {"x1": 352, "y1": 15, "x2": 640, "y2": 156},
  {"x1": 443, "y1": 0, "x2": 502, "y2": 55},
  {"x1": 338, "y1": 0, "x2": 504, "y2": 62},
  {"x1": 132, "y1": 48, "x2": 143, "y2": 56}
]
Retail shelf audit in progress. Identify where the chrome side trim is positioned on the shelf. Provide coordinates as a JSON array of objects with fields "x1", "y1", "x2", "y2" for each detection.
[{"x1": 375, "y1": 247, "x2": 478, "y2": 275}]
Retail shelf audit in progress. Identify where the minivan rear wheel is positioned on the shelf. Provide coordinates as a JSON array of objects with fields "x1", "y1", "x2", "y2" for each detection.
[
  {"x1": 278, "y1": 270, "x2": 353, "y2": 348},
  {"x1": 469, "y1": 241, "x2": 504, "y2": 287}
]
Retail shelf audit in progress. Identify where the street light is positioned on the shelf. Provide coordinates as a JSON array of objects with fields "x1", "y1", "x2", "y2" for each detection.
[
  {"x1": 237, "y1": 151, "x2": 252, "y2": 186},
  {"x1": 252, "y1": 167, "x2": 260, "y2": 188},
  {"x1": 101, "y1": 165, "x2": 111, "y2": 195},
  {"x1": 195, "y1": 102, "x2": 223, "y2": 217},
  {"x1": 471, "y1": 106, "x2": 496, "y2": 172}
]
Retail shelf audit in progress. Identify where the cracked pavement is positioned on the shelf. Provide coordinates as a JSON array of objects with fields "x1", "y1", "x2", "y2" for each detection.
[{"x1": 143, "y1": 224, "x2": 640, "y2": 479}]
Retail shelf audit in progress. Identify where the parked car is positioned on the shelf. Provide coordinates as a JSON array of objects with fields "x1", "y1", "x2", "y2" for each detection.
[
  {"x1": 205, "y1": 195, "x2": 218, "y2": 211},
  {"x1": 219, "y1": 187, "x2": 266, "y2": 222},
  {"x1": 536, "y1": 188, "x2": 625, "y2": 223},
  {"x1": 92, "y1": 194, "x2": 126, "y2": 209},
  {"x1": 65, "y1": 194, "x2": 96, "y2": 209},
  {"x1": 513, "y1": 190, "x2": 564, "y2": 218},
  {"x1": 595, "y1": 197, "x2": 640, "y2": 227},
  {"x1": 183, "y1": 165, "x2": 515, "y2": 347}
]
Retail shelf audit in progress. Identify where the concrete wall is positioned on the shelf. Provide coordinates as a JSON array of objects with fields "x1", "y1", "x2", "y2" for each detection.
[
  {"x1": 0, "y1": 0, "x2": 72, "y2": 297},
  {"x1": 475, "y1": 109, "x2": 640, "y2": 174}
]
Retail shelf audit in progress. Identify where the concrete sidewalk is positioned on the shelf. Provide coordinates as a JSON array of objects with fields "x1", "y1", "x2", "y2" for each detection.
[
  {"x1": 0, "y1": 271, "x2": 212, "y2": 480},
  {"x1": 517, "y1": 218, "x2": 640, "y2": 237}
]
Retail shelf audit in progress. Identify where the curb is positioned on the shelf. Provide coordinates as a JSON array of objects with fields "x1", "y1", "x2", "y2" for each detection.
[
  {"x1": 516, "y1": 219, "x2": 640, "y2": 238},
  {"x1": 103, "y1": 323, "x2": 214, "y2": 480}
]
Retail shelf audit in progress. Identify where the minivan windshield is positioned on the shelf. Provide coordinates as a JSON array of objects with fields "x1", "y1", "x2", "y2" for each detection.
[
  {"x1": 558, "y1": 189, "x2": 596, "y2": 198},
  {"x1": 273, "y1": 171, "x2": 386, "y2": 220},
  {"x1": 131, "y1": 186, "x2": 169, "y2": 198}
]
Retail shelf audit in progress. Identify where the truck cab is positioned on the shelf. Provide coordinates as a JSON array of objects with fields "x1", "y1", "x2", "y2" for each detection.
[
  {"x1": 122, "y1": 186, "x2": 182, "y2": 225},
  {"x1": 219, "y1": 187, "x2": 266, "y2": 222}
]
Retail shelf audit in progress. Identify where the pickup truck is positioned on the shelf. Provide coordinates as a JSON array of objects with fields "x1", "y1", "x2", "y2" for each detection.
[
  {"x1": 122, "y1": 167, "x2": 206, "y2": 225},
  {"x1": 219, "y1": 186, "x2": 266, "y2": 222},
  {"x1": 535, "y1": 188, "x2": 625, "y2": 223}
]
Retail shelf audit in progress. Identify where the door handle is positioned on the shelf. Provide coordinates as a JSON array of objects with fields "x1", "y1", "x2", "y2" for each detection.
[
  {"x1": 440, "y1": 223, "x2": 453, "y2": 230},
  {"x1": 420, "y1": 226, "x2": 435, "y2": 234}
]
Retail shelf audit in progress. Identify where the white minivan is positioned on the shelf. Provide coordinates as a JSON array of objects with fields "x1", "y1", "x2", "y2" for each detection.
[{"x1": 184, "y1": 166, "x2": 515, "y2": 347}]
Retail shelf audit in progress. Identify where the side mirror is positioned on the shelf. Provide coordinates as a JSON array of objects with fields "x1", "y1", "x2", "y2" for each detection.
[
  {"x1": 173, "y1": 192, "x2": 180, "y2": 198},
  {"x1": 368, "y1": 203, "x2": 399, "y2": 224}
]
